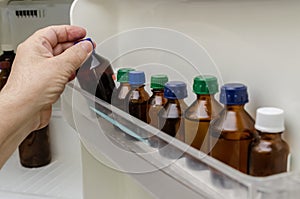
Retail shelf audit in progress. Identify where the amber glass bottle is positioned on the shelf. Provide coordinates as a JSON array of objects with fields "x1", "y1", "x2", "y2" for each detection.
[
  {"x1": 147, "y1": 75, "x2": 168, "y2": 147},
  {"x1": 249, "y1": 107, "x2": 290, "y2": 176},
  {"x1": 0, "y1": 45, "x2": 15, "y2": 89},
  {"x1": 19, "y1": 126, "x2": 51, "y2": 168},
  {"x1": 147, "y1": 75, "x2": 169, "y2": 127},
  {"x1": 208, "y1": 83, "x2": 257, "y2": 174},
  {"x1": 185, "y1": 75, "x2": 222, "y2": 152},
  {"x1": 126, "y1": 71, "x2": 150, "y2": 122},
  {"x1": 158, "y1": 81, "x2": 188, "y2": 158},
  {"x1": 76, "y1": 50, "x2": 115, "y2": 104},
  {"x1": 124, "y1": 71, "x2": 150, "y2": 139},
  {"x1": 0, "y1": 61, "x2": 10, "y2": 89},
  {"x1": 111, "y1": 68, "x2": 135, "y2": 111},
  {"x1": 0, "y1": 45, "x2": 15, "y2": 65}
]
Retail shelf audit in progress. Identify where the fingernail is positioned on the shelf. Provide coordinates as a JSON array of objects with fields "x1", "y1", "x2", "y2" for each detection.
[
  {"x1": 80, "y1": 40, "x2": 93, "y2": 53},
  {"x1": 75, "y1": 38, "x2": 95, "y2": 51}
]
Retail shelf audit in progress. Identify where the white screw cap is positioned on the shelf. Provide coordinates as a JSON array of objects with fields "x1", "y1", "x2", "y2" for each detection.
[{"x1": 255, "y1": 107, "x2": 285, "y2": 133}]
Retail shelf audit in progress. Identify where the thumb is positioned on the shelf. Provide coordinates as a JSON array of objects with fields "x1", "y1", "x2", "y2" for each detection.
[{"x1": 56, "y1": 40, "x2": 94, "y2": 72}]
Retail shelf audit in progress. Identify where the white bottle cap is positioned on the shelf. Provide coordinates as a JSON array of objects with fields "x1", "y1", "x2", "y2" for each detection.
[
  {"x1": 255, "y1": 107, "x2": 285, "y2": 133},
  {"x1": 1, "y1": 44, "x2": 14, "y2": 51}
]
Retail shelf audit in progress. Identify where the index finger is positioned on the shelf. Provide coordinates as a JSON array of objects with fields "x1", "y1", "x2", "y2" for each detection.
[{"x1": 34, "y1": 25, "x2": 87, "y2": 49}]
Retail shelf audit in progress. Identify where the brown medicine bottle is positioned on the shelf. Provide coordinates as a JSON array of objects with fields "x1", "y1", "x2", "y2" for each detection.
[
  {"x1": 126, "y1": 71, "x2": 150, "y2": 123},
  {"x1": 0, "y1": 44, "x2": 16, "y2": 65},
  {"x1": 76, "y1": 47, "x2": 115, "y2": 104},
  {"x1": 147, "y1": 75, "x2": 168, "y2": 147},
  {"x1": 184, "y1": 75, "x2": 222, "y2": 152},
  {"x1": 111, "y1": 68, "x2": 135, "y2": 111},
  {"x1": 249, "y1": 107, "x2": 290, "y2": 176},
  {"x1": 124, "y1": 71, "x2": 150, "y2": 140},
  {"x1": 208, "y1": 83, "x2": 257, "y2": 174},
  {"x1": 147, "y1": 75, "x2": 169, "y2": 127},
  {"x1": 158, "y1": 81, "x2": 188, "y2": 158},
  {"x1": 0, "y1": 61, "x2": 11, "y2": 89},
  {"x1": 76, "y1": 47, "x2": 116, "y2": 116},
  {"x1": 0, "y1": 45, "x2": 15, "y2": 89},
  {"x1": 19, "y1": 125, "x2": 51, "y2": 168}
]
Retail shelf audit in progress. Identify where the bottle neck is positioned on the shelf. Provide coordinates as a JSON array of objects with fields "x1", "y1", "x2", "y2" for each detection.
[
  {"x1": 3, "y1": 50, "x2": 14, "y2": 54},
  {"x1": 120, "y1": 82, "x2": 130, "y2": 86},
  {"x1": 196, "y1": 94, "x2": 215, "y2": 100},
  {"x1": 258, "y1": 130, "x2": 283, "y2": 140},
  {"x1": 130, "y1": 85, "x2": 147, "y2": 93},
  {"x1": 131, "y1": 84, "x2": 145, "y2": 89},
  {"x1": 224, "y1": 104, "x2": 246, "y2": 110},
  {"x1": 152, "y1": 88, "x2": 164, "y2": 94},
  {"x1": 167, "y1": 98, "x2": 185, "y2": 104}
]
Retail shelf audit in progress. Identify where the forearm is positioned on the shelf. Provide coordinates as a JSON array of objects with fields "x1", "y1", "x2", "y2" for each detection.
[{"x1": 0, "y1": 92, "x2": 37, "y2": 168}]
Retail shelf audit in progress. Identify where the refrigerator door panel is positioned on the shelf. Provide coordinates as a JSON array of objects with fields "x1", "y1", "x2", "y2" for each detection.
[{"x1": 68, "y1": 0, "x2": 300, "y2": 198}]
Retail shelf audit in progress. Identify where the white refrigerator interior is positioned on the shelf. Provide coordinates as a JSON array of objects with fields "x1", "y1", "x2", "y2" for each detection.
[
  {"x1": 1, "y1": 0, "x2": 300, "y2": 199},
  {"x1": 0, "y1": 0, "x2": 74, "y2": 50},
  {"x1": 64, "y1": 0, "x2": 300, "y2": 199}
]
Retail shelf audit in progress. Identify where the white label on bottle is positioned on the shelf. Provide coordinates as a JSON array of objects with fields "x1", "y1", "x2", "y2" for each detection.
[
  {"x1": 119, "y1": 87, "x2": 129, "y2": 99},
  {"x1": 287, "y1": 153, "x2": 291, "y2": 172},
  {"x1": 155, "y1": 96, "x2": 162, "y2": 105},
  {"x1": 132, "y1": 91, "x2": 140, "y2": 100},
  {"x1": 168, "y1": 104, "x2": 179, "y2": 118}
]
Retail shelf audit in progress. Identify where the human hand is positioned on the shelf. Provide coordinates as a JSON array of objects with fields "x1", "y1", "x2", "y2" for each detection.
[{"x1": 1, "y1": 25, "x2": 94, "y2": 131}]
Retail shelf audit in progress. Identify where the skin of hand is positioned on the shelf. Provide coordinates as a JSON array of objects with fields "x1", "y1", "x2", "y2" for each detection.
[{"x1": 0, "y1": 25, "x2": 94, "y2": 167}]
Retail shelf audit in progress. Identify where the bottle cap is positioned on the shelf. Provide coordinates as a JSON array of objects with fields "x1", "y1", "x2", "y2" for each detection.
[
  {"x1": 164, "y1": 81, "x2": 188, "y2": 99},
  {"x1": 117, "y1": 68, "x2": 135, "y2": 83},
  {"x1": 1, "y1": 44, "x2": 14, "y2": 51},
  {"x1": 193, "y1": 75, "x2": 219, "y2": 95},
  {"x1": 0, "y1": 61, "x2": 11, "y2": 69},
  {"x1": 128, "y1": 71, "x2": 146, "y2": 85},
  {"x1": 220, "y1": 83, "x2": 249, "y2": 105},
  {"x1": 255, "y1": 107, "x2": 285, "y2": 133},
  {"x1": 151, "y1": 75, "x2": 168, "y2": 89}
]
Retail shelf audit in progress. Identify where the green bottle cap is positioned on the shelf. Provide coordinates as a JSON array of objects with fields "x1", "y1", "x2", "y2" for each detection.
[
  {"x1": 151, "y1": 75, "x2": 169, "y2": 89},
  {"x1": 193, "y1": 75, "x2": 219, "y2": 95},
  {"x1": 117, "y1": 68, "x2": 135, "y2": 83}
]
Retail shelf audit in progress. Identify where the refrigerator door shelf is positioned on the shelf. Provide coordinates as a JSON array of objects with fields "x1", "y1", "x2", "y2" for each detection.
[{"x1": 61, "y1": 82, "x2": 300, "y2": 199}]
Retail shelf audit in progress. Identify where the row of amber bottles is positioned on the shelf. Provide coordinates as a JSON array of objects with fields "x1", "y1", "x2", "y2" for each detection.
[
  {"x1": 111, "y1": 68, "x2": 290, "y2": 177},
  {"x1": 187, "y1": 78, "x2": 290, "y2": 176},
  {"x1": 177, "y1": 78, "x2": 288, "y2": 176},
  {"x1": 112, "y1": 69, "x2": 185, "y2": 144}
]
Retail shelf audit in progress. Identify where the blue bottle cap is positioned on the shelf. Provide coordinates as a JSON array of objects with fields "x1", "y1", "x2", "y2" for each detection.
[
  {"x1": 128, "y1": 71, "x2": 146, "y2": 85},
  {"x1": 164, "y1": 81, "x2": 188, "y2": 99},
  {"x1": 220, "y1": 83, "x2": 249, "y2": 105}
]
